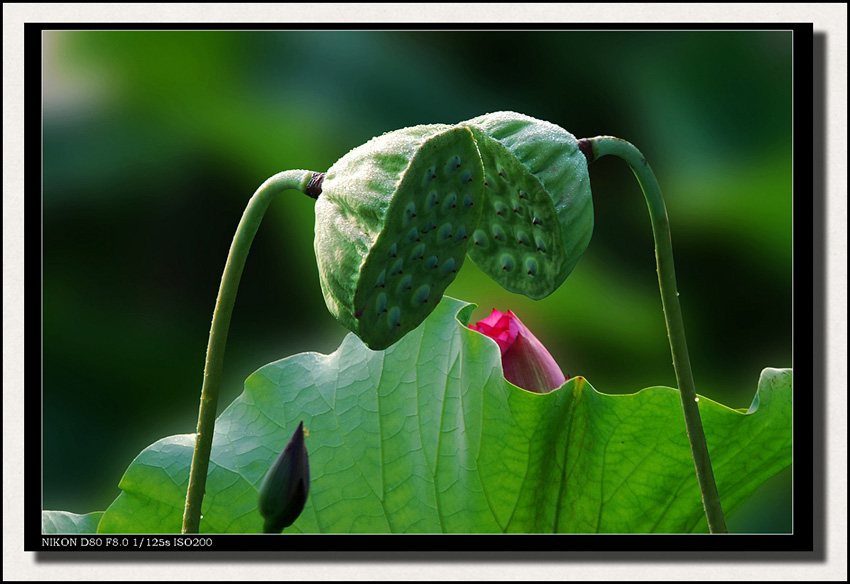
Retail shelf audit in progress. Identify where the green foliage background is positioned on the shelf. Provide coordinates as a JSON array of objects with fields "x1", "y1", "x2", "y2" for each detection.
[{"x1": 42, "y1": 30, "x2": 792, "y2": 532}]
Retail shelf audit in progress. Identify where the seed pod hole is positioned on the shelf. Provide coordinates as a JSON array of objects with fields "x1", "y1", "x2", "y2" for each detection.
[
  {"x1": 492, "y1": 224, "x2": 506, "y2": 241},
  {"x1": 423, "y1": 168, "x2": 436, "y2": 186},
  {"x1": 390, "y1": 258, "x2": 404, "y2": 275},
  {"x1": 411, "y1": 284, "x2": 430, "y2": 307},
  {"x1": 535, "y1": 237, "x2": 547, "y2": 253},
  {"x1": 403, "y1": 202, "x2": 417, "y2": 226},
  {"x1": 375, "y1": 269, "x2": 386, "y2": 288},
  {"x1": 410, "y1": 243, "x2": 426, "y2": 261},
  {"x1": 376, "y1": 292, "x2": 388, "y2": 314},
  {"x1": 516, "y1": 231, "x2": 531, "y2": 246},
  {"x1": 440, "y1": 257, "x2": 456, "y2": 276},
  {"x1": 444, "y1": 155, "x2": 461, "y2": 173},
  {"x1": 441, "y1": 193, "x2": 458, "y2": 214},
  {"x1": 396, "y1": 275, "x2": 413, "y2": 296},
  {"x1": 438, "y1": 223, "x2": 454, "y2": 243}
]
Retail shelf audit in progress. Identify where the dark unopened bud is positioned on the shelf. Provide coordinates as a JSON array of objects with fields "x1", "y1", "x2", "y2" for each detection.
[{"x1": 258, "y1": 421, "x2": 310, "y2": 533}]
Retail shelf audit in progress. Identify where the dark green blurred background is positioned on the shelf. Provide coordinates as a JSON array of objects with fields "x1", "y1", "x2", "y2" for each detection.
[{"x1": 42, "y1": 30, "x2": 793, "y2": 532}]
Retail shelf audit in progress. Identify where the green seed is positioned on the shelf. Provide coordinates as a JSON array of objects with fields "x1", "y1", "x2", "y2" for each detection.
[
  {"x1": 397, "y1": 273, "x2": 413, "y2": 291},
  {"x1": 440, "y1": 257, "x2": 456, "y2": 276},
  {"x1": 441, "y1": 193, "x2": 458, "y2": 214},
  {"x1": 411, "y1": 284, "x2": 430, "y2": 306},
  {"x1": 472, "y1": 229, "x2": 489, "y2": 248},
  {"x1": 425, "y1": 255, "x2": 439, "y2": 269},
  {"x1": 437, "y1": 223, "x2": 454, "y2": 243}
]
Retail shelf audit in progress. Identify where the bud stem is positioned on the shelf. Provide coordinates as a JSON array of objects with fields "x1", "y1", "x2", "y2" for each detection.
[
  {"x1": 581, "y1": 136, "x2": 727, "y2": 534},
  {"x1": 182, "y1": 169, "x2": 322, "y2": 534}
]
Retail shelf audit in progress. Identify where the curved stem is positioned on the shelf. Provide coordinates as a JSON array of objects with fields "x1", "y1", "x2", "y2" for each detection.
[
  {"x1": 181, "y1": 169, "x2": 323, "y2": 534},
  {"x1": 581, "y1": 136, "x2": 727, "y2": 534}
]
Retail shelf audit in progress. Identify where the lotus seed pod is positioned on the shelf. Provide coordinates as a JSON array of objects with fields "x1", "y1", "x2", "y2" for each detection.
[
  {"x1": 314, "y1": 124, "x2": 484, "y2": 350},
  {"x1": 461, "y1": 111, "x2": 594, "y2": 299}
]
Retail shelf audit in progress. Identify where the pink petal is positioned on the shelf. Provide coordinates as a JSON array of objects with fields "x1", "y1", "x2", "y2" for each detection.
[
  {"x1": 469, "y1": 309, "x2": 569, "y2": 392},
  {"x1": 501, "y1": 327, "x2": 568, "y2": 393}
]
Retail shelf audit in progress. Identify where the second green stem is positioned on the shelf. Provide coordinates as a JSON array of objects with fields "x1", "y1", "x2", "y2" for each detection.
[
  {"x1": 181, "y1": 169, "x2": 320, "y2": 534},
  {"x1": 583, "y1": 136, "x2": 727, "y2": 534}
]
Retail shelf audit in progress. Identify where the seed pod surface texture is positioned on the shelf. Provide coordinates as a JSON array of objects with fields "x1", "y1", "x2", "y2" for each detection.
[
  {"x1": 461, "y1": 111, "x2": 594, "y2": 299},
  {"x1": 314, "y1": 124, "x2": 484, "y2": 350}
]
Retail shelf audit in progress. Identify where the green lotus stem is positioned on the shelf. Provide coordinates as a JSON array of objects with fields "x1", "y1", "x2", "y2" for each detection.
[
  {"x1": 581, "y1": 136, "x2": 728, "y2": 534},
  {"x1": 181, "y1": 169, "x2": 323, "y2": 534}
]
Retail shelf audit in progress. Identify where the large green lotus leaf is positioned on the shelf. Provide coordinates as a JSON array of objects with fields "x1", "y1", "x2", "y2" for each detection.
[
  {"x1": 42, "y1": 510, "x2": 104, "y2": 534},
  {"x1": 97, "y1": 297, "x2": 791, "y2": 534}
]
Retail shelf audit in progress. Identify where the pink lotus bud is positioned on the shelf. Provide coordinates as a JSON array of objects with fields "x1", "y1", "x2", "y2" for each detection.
[{"x1": 469, "y1": 309, "x2": 568, "y2": 393}]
